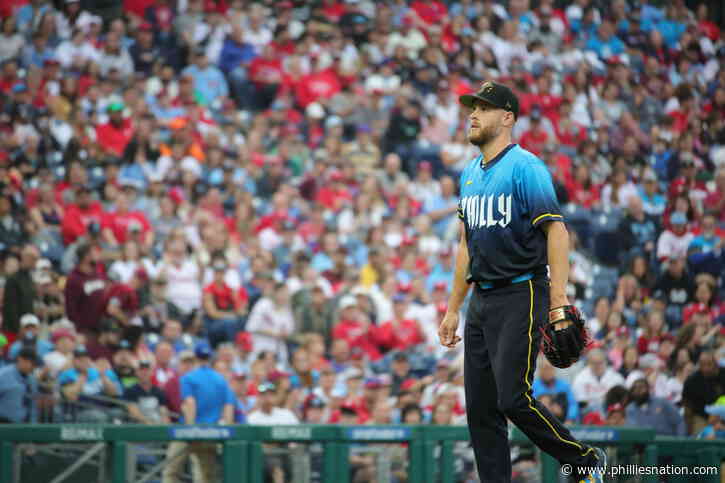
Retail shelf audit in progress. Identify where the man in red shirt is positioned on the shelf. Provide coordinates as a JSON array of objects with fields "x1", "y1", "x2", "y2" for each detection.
[
  {"x1": 668, "y1": 156, "x2": 707, "y2": 203},
  {"x1": 518, "y1": 107, "x2": 551, "y2": 156},
  {"x1": 705, "y1": 168, "x2": 725, "y2": 222},
  {"x1": 247, "y1": 45, "x2": 283, "y2": 110},
  {"x1": 331, "y1": 296, "x2": 381, "y2": 361},
  {"x1": 102, "y1": 192, "x2": 153, "y2": 249},
  {"x1": 202, "y1": 257, "x2": 245, "y2": 347},
  {"x1": 61, "y1": 185, "x2": 105, "y2": 245},
  {"x1": 315, "y1": 171, "x2": 352, "y2": 211},
  {"x1": 374, "y1": 294, "x2": 424, "y2": 354},
  {"x1": 95, "y1": 102, "x2": 134, "y2": 156},
  {"x1": 295, "y1": 57, "x2": 343, "y2": 108}
]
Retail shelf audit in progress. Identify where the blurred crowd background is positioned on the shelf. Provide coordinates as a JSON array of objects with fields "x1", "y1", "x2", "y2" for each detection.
[{"x1": 0, "y1": 0, "x2": 725, "y2": 473}]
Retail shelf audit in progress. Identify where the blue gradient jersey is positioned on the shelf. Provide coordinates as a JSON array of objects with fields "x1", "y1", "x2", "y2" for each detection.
[{"x1": 457, "y1": 144, "x2": 563, "y2": 283}]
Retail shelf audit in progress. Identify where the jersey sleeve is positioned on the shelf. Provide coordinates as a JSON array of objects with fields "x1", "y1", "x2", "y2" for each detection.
[{"x1": 520, "y1": 161, "x2": 564, "y2": 228}]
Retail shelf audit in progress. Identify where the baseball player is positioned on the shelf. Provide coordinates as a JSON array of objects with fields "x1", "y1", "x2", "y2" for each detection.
[{"x1": 437, "y1": 81, "x2": 607, "y2": 483}]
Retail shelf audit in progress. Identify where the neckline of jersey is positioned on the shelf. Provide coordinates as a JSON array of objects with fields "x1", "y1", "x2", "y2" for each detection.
[{"x1": 479, "y1": 143, "x2": 517, "y2": 170}]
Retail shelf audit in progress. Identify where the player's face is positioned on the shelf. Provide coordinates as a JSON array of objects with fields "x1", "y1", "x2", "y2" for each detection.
[{"x1": 467, "y1": 100, "x2": 505, "y2": 146}]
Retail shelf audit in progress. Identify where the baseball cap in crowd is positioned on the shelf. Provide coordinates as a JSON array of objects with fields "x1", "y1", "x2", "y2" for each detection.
[
  {"x1": 639, "y1": 353, "x2": 661, "y2": 369},
  {"x1": 107, "y1": 102, "x2": 124, "y2": 112},
  {"x1": 212, "y1": 259, "x2": 228, "y2": 271},
  {"x1": 340, "y1": 401, "x2": 357, "y2": 414},
  {"x1": 705, "y1": 398, "x2": 725, "y2": 421},
  {"x1": 392, "y1": 293, "x2": 407, "y2": 304},
  {"x1": 194, "y1": 343, "x2": 212, "y2": 359},
  {"x1": 459, "y1": 81, "x2": 520, "y2": 119},
  {"x1": 178, "y1": 350, "x2": 195, "y2": 362},
  {"x1": 307, "y1": 396, "x2": 325, "y2": 409},
  {"x1": 11, "y1": 83, "x2": 28, "y2": 94},
  {"x1": 339, "y1": 295, "x2": 357, "y2": 310},
  {"x1": 607, "y1": 403, "x2": 625, "y2": 415},
  {"x1": 364, "y1": 377, "x2": 382, "y2": 389},
  {"x1": 51, "y1": 328, "x2": 75, "y2": 344},
  {"x1": 20, "y1": 314, "x2": 40, "y2": 328},
  {"x1": 17, "y1": 347, "x2": 39, "y2": 364},
  {"x1": 670, "y1": 212, "x2": 688, "y2": 225},
  {"x1": 642, "y1": 170, "x2": 657, "y2": 182}
]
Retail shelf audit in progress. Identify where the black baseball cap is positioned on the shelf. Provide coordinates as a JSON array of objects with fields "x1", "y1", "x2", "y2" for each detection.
[
  {"x1": 17, "y1": 347, "x2": 39, "y2": 364},
  {"x1": 459, "y1": 81, "x2": 520, "y2": 119}
]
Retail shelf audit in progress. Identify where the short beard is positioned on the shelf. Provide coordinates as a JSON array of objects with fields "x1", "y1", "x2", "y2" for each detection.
[{"x1": 468, "y1": 125, "x2": 499, "y2": 147}]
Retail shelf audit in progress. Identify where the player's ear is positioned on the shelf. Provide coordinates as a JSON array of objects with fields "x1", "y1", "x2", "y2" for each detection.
[{"x1": 502, "y1": 111, "x2": 515, "y2": 128}]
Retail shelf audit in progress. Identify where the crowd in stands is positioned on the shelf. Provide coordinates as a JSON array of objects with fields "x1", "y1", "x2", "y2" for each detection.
[{"x1": 0, "y1": 3, "x2": 725, "y2": 477}]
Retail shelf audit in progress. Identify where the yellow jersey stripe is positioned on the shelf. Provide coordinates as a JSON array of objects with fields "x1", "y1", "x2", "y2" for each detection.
[{"x1": 532, "y1": 213, "x2": 563, "y2": 226}]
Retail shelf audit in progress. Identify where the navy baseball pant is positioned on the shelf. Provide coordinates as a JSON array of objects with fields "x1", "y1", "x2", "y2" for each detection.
[{"x1": 464, "y1": 278, "x2": 597, "y2": 482}]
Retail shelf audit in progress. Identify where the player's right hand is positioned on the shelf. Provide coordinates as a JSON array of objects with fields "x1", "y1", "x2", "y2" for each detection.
[{"x1": 438, "y1": 311, "x2": 462, "y2": 348}]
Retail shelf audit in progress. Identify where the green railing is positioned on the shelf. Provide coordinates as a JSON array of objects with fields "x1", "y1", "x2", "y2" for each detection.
[{"x1": 0, "y1": 424, "x2": 722, "y2": 482}]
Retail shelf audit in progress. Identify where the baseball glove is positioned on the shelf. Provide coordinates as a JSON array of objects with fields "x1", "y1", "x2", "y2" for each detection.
[{"x1": 539, "y1": 305, "x2": 591, "y2": 369}]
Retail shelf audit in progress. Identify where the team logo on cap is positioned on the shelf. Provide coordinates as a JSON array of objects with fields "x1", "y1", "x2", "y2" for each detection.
[{"x1": 480, "y1": 81, "x2": 494, "y2": 93}]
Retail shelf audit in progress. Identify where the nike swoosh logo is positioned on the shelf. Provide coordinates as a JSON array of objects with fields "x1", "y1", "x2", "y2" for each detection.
[{"x1": 466, "y1": 181, "x2": 473, "y2": 185}]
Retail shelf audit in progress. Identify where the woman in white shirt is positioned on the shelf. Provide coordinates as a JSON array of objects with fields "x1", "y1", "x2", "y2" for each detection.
[
  {"x1": 246, "y1": 282, "x2": 296, "y2": 364},
  {"x1": 55, "y1": 28, "x2": 101, "y2": 68},
  {"x1": 0, "y1": 17, "x2": 24, "y2": 63},
  {"x1": 109, "y1": 240, "x2": 153, "y2": 284},
  {"x1": 600, "y1": 168, "x2": 639, "y2": 211},
  {"x1": 156, "y1": 237, "x2": 202, "y2": 319}
]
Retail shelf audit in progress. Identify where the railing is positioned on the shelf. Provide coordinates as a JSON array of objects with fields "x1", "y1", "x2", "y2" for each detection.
[{"x1": 0, "y1": 424, "x2": 723, "y2": 483}]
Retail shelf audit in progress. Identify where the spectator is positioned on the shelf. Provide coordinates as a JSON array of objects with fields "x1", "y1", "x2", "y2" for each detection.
[
  {"x1": 58, "y1": 346, "x2": 122, "y2": 421},
  {"x1": 652, "y1": 256, "x2": 693, "y2": 325},
  {"x1": 697, "y1": 400, "x2": 725, "y2": 439},
  {"x1": 2, "y1": 244, "x2": 39, "y2": 341},
  {"x1": 626, "y1": 378, "x2": 685, "y2": 436},
  {"x1": 246, "y1": 282, "x2": 295, "y2": 362},
  {"x1": 331, "y1": 296, "x2": 381, "y2": 362},
  {"x1": 162, "y1": 350, "x2": 196, "y2": 419},
  {"x1": 95, "y1": 102, "x2": 134, "y2": 157},
  {"x1": 656, "y1": 212, "x2": 695, "y2": 262},
  {"x1": 637, "y1": 310, "x2": 668, "y2": 355},
  {"x1": 164, "y1": 344, "x2": 234, "y2": 483},
  {"x1": 533, "y1": 356, "x2": 579, "y2": 424},
  {"x1": 0, "y1": 347, "x2": 39, "y2": 423},
  {"x1": 64, "y1": 243, "x2": 108, "y2": 337},
  {"x1": 124, "y1": 360, "x2": 170, "y2": 424},
  {"x1": 572, "y1": 349, "x2": 625, "y2": 411},
  {"x1": 156, "y1": 237, "x2": 202, "y2": 328},
  {"x1": 682, "y1": 351, "x2": 725, "y2": 435},
  {"x1": 606, "y1": 403, "x2": 626, "y2": 426},
  {"x1": 202, "y1": 256, "x2": 245, "y2": 348},
  {"x1": 7, "y1": 314, "x2": 53, "y2": 360},
  {"x1": 619, "y1": 196, "x2": 660, "y2": 260},
  {"x1": 182, "y1": 48, "x2": 228, "y2": 108},
  {"x1": 247, "y1": 381, "x2": 299, "y2": 424},
  {"x1": 374, "y1": 294, "x2": 425, "y2": 356},
  {"x1": 43, "y1": 328, "x2": 77, "y2": 378}
]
